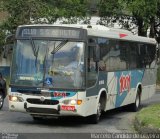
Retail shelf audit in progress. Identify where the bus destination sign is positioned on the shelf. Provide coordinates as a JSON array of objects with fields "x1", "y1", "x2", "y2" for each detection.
[{"x1": 17, "y1": 27, "x2": 84, "y2": 39}]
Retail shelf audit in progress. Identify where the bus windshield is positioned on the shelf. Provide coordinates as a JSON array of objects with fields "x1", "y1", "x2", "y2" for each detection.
[{"x1": 10, "y1": 39, "x2": 85, "y2": 89}]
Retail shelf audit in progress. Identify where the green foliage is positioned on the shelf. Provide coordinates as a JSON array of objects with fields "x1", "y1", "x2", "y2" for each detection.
[
  {"x1": 98, "y1": 0, "x2": 136, "y2": 32},
  {"x1": 99, "y1": 0, "x2": 123, "y2": 17},
  {"x1": 50, "y1": 0, "x2": 89, "y2": 23},
  {"x1": 0, "y1": 28, "x2": 5, "y2": 48},
  {"x1": 1, "y1": 0, "x2": 89, "y2": 33},
  {"x1": 128, "y1": 0, "x2": 159, "y2": 18},
  {"x1": 2, "y1": 0, "x2": 52, "y2": 32},
  {"x1": 98, "y1": 0, "x2": 160, "y2": 38},
  {"x1": 0, "y1": 0, "x2": 90, "y2": 55},
  {"x1": 123, "y1": 0, "x2": 160, "y2": 37},
  {"x1": 1, "y1": 0, "x2": 160, "y2": 39}
]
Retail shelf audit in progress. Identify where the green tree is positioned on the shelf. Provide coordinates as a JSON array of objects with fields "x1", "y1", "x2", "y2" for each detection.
[
  {"x1": 123, "y1": 0, "x2": 160, "y2": 37},
  {"x1": 98, "y1": 0, "x2": 160, "y2": 41},
  {"x1": 49, "y1": 0, "x2": 89, "y2": 24},
  {"x1": 1, "y1": 0, "x2": 90, "y2": 32},
  {"x1": 1, "y1": 0, "x2": 52, "y2": 33},
  {"x1": 98, "y1": 0, "x2": 135, "y2": 33},
  {"x1": 0, "y1": 29, "x2": 5, "y2": 51},
  {"x1": 0, "y1": 0, "x2": 91, "y2": 53}
]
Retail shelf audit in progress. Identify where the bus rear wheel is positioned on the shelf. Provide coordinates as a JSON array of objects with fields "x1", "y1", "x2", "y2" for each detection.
[{"x1": 0, "y1": 92, "x2": 4, "y2": 110}]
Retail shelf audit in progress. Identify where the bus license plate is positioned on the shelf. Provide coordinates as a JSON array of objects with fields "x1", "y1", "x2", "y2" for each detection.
[{"x1": 61, "y1": 105, "x2": 75, "y2": 111}]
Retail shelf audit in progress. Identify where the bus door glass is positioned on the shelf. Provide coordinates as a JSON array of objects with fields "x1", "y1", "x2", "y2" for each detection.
[{"x1": 87, "y1": 41, "x2": 98, "y2": 88}]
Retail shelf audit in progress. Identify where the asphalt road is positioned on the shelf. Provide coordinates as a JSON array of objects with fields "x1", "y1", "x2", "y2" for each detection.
[{"x1": 0, "y1": 91, "x2": 160, "y2": 139}]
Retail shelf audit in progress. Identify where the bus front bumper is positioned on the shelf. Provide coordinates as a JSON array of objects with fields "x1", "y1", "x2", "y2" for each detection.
[{"x1": 9, "y1": 101, "x2": 84, "y2": 117}]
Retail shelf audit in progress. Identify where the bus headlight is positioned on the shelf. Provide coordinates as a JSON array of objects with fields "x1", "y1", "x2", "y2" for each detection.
[
  {"x1": 70, "y1": 100, "x2": 77, "y2": 105},
  {"x1": 62, "y1": 99, "x2": 82, "y2": 105},
  {"x1": 9, "y1": 95, "x2": 24, "y2": 102}
]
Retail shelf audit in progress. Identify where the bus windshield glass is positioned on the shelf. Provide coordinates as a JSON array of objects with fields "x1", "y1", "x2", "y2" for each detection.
[{"x1": 10, "y1": 39, "x2": 85, "y2": 89}]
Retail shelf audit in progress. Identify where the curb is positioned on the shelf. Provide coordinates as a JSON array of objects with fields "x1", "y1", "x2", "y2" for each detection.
[{"x1": 134, "y1": 116, "x2": 160, "y2": 134}]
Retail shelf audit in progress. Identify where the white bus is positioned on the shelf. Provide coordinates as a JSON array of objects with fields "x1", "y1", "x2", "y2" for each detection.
[{"x1": 8, "y1": 24, "x2": 157, "y2": 123}]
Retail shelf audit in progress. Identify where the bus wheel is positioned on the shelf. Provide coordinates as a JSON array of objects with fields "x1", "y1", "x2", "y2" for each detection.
[
  {"x1": 130, "y1": 89, "x2": 141, "y2": 112},
  {"x1": 89, "y1": 101, "x2": 102, "y2": 124},
  {"x1": 0, "y1": 92, "x2": 4, "y2": 110}
]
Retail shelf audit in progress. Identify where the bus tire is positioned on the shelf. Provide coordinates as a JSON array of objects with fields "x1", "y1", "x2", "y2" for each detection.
[
  {"x1": 89, "y1": 101, "x2": 102, "y2": 124},
  {"x1": 130, "y1": 89, "x2": 141, "y2": 112},
  {"x1": 0, "y1": 92, "x2": 4, "y2": 110}
]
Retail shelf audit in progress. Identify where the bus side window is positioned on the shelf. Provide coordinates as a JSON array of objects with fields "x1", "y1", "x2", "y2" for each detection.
[
  {"x1": 138, "y1": 44, "x2": 156, "y2": 68},
  {"x1": 129, "y1": 43, "x2": 137, "y2": 69},
  {"x1": 138, "y1": 44, "x2": 146, "y2": 68},
  {"x1": 98, "y1": 38, "x2": 110, "y2": 71},
  {"x1": 147, "y1": 44, "x2": 156, "y2": 68}
]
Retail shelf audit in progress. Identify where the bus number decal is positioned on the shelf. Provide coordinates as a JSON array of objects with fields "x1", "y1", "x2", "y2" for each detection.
[
  {"x1": 119, "y1": 74, "x2": 131, "y2": 93},
  {"x1": 99, "y1": 80, "x2": 104, "y2": 85}
]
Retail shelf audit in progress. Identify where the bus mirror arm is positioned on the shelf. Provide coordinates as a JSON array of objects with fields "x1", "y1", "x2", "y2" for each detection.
[
  {"x1": 3, "y1": 34, "x2": 15, "y2": 58},
  {"x1": 3, "y1": 45, "x2": 8, "y2": 58}
]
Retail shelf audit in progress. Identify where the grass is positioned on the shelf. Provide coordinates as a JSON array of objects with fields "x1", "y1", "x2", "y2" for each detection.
[{"x1": 136, "y1": 104, "x2": 160, "y2": 129}]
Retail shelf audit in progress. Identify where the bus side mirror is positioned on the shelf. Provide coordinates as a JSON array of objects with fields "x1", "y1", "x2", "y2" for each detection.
[
  {"x1": 3, "y1": 34, "x2": 15, "y2": 58},
  {"x1": 3, "y1": 45, "x2": 8, "y2": 58},
  {"x1": 93, "y1": 45, "x2": 100, "y2": 62},
  {"x1": 3, "y1": 44, "x2": 13, "y2": 58}
]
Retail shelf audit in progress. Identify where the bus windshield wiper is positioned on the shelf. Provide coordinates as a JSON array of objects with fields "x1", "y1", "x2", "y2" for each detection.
[
  {"x1": 30, "y1": 38, "x2": 37, "y2": 56},
  {"x1": 51, "y1": 39, "x2": 68, "y2": 54},
  {"x1": 42, "y1": 47, "x2": 48, "y2": 87},
  {"x1": 30, "y1": 38, "x2": 39, "y2": 67}
]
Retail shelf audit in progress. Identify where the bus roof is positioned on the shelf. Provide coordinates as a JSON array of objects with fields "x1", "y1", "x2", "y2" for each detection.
[{"x1": 18, "y1": 24, "x2": 157, "y2": 44}]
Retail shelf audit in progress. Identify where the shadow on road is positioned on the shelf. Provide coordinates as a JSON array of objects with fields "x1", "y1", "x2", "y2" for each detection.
[{"x1": 18, "y1": 106, "x2": 135, "y2": 126}]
